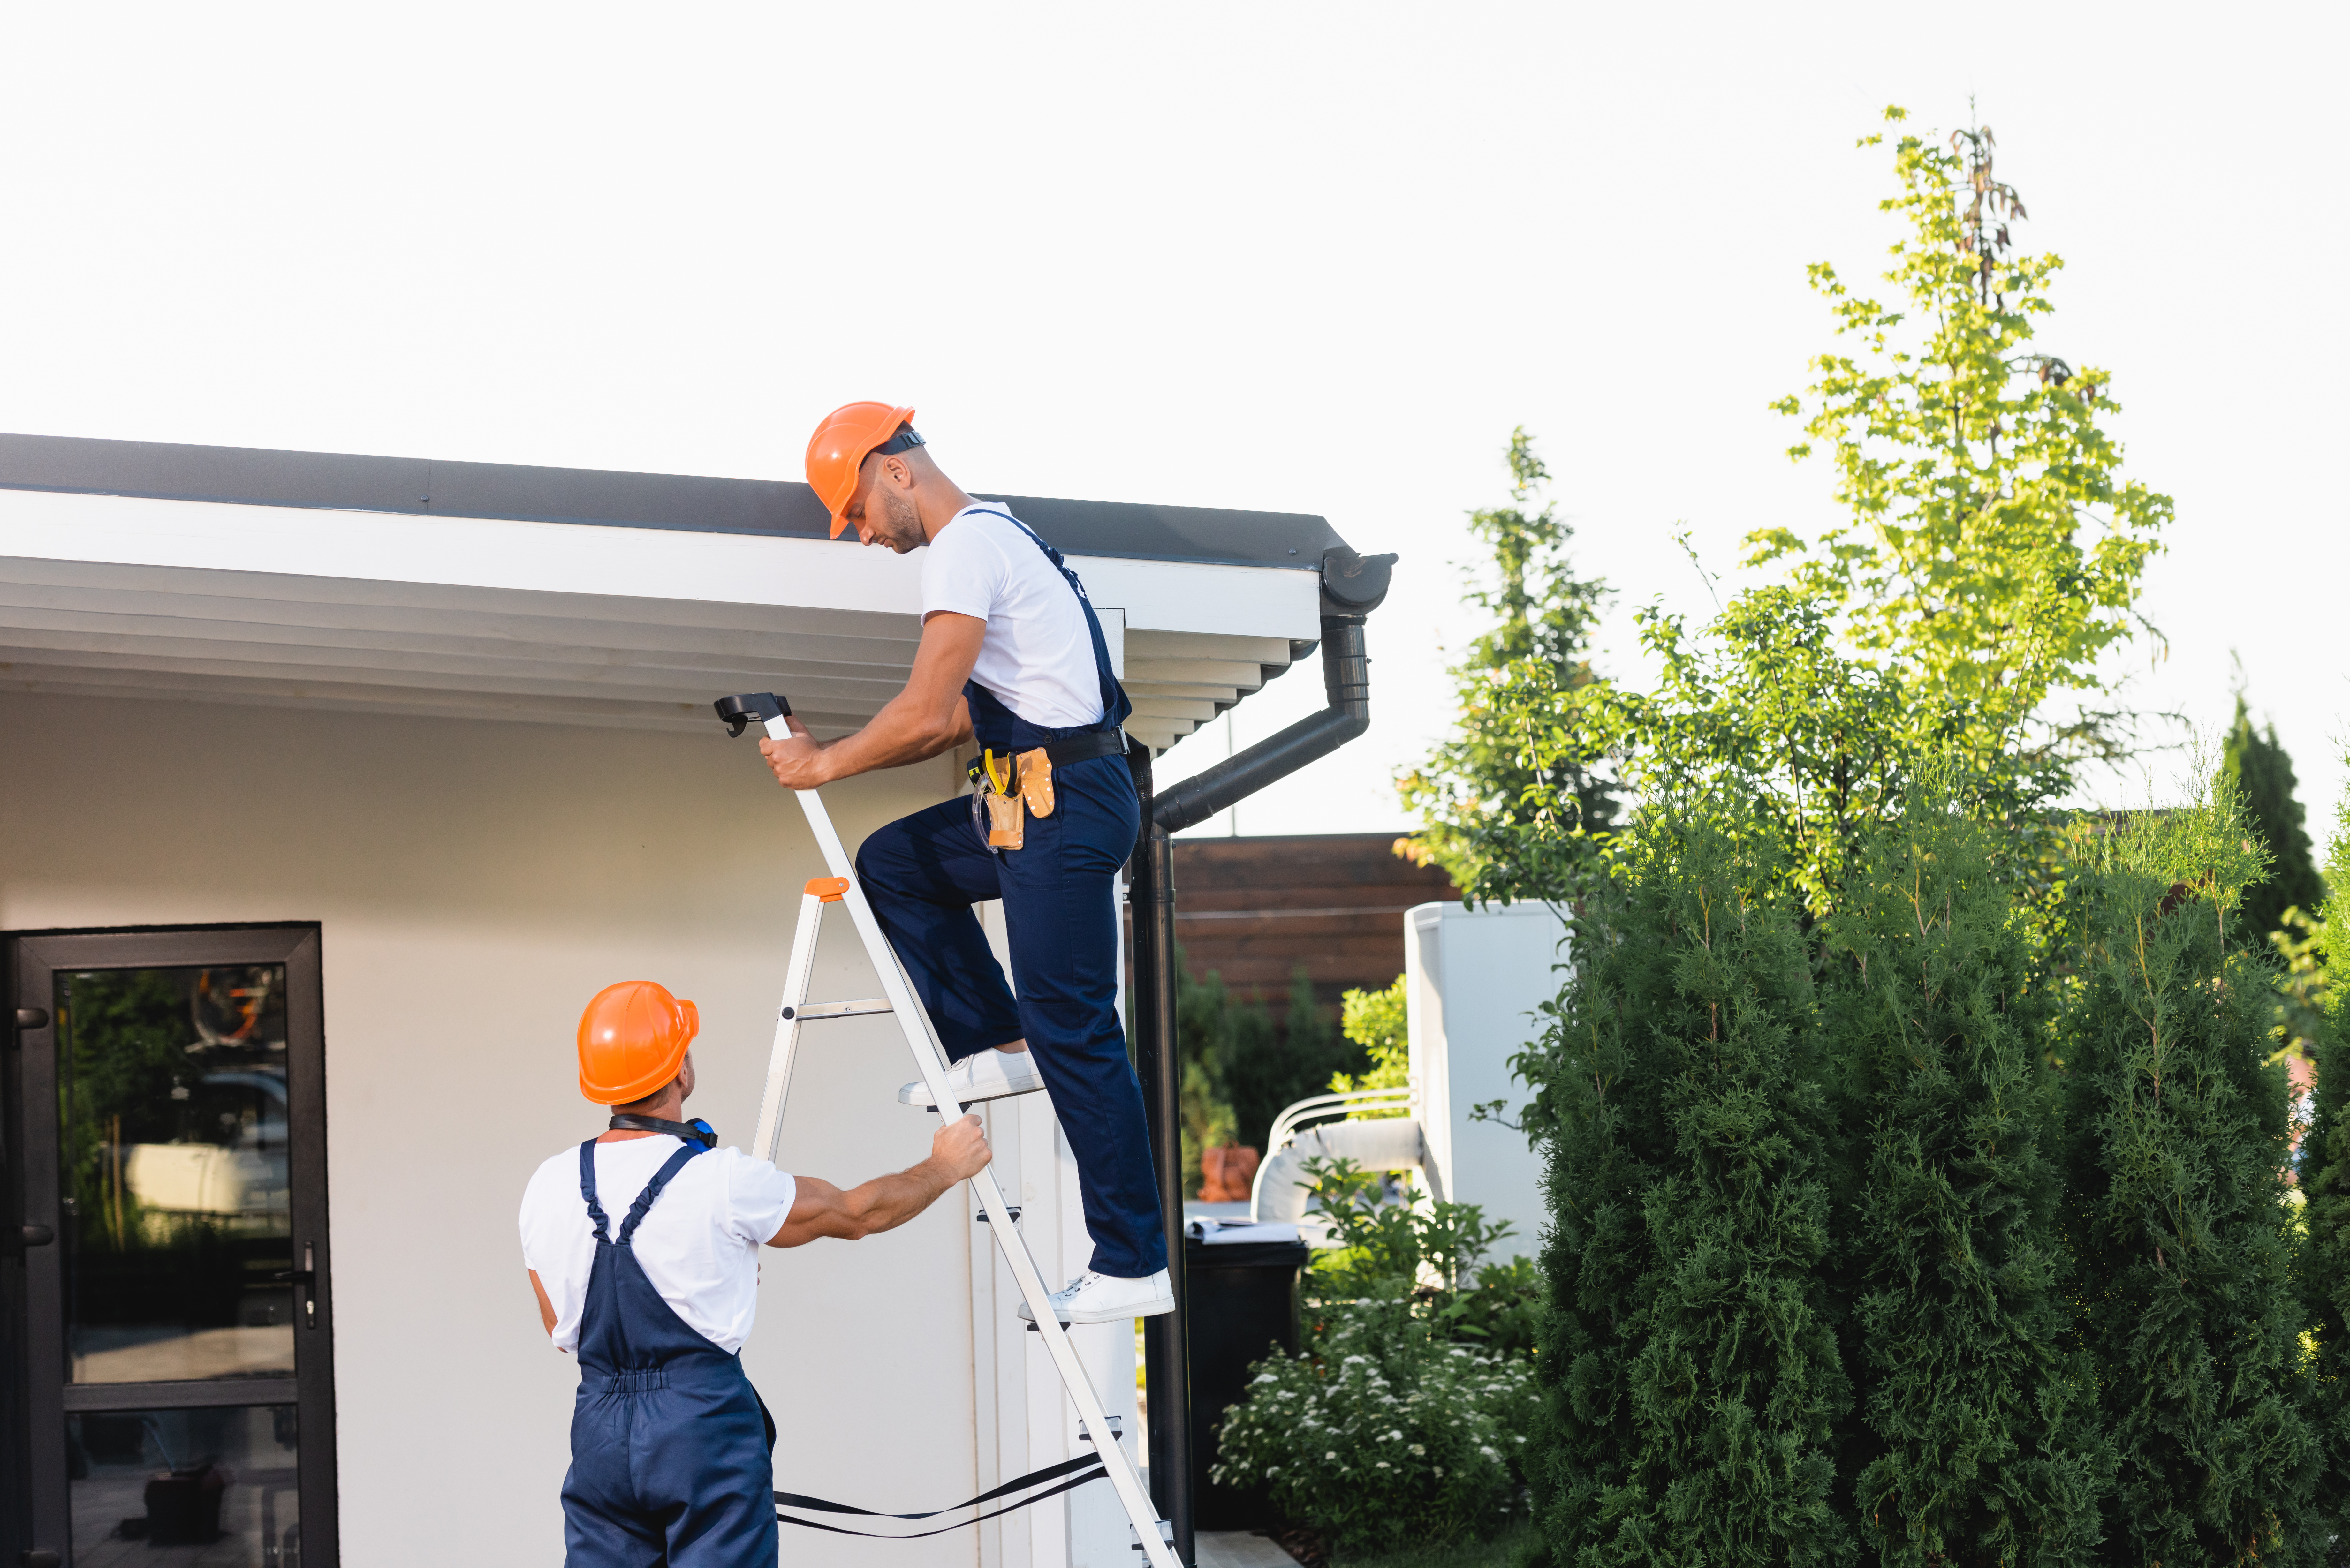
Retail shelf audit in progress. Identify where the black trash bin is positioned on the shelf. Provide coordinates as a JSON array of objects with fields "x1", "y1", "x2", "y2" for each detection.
[{"x1": 1184, "y1": 1232, "x2": 1312, "y2": 1530}]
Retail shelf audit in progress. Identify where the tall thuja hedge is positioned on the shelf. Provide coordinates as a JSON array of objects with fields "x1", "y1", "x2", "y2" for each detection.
[
  {"x1": 2302, "y1": 788, "x2": 2350, "y2": 1557},
  {"x1": 2054, "y1": 801, "x2": 2320, "y2": 1562},
  {"x1": 2302, "y1": 1001, "x2": 2350, "y2": 1564},
  {"x1": 1529, "y1": 819, "x2": 1852, "y2": 1568},
  {"x1": 1821, "y1": 808, "x2": 2106, "y2": 1566}
]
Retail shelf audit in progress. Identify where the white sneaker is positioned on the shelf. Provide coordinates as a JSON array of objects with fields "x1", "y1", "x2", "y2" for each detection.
[
  {"x1": 898, "y1": 1047, "x2": 1048, "y2": 1108},
  {"x1": 1017, "y1": 1269, "x2": 1176, "y2": 1325}
]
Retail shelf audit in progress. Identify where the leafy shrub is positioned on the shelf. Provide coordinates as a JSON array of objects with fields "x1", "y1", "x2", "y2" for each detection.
[
  {"x1": 1212, "y1": 1301, "x2": 1539, "y2": 1553},
  {"x1": 1429, "y1": 1255, "x2": 1543, "y2": 1360},
  {"x1": 1301, "y1": 1154, "x2": 1513, "y2": 1303},
  {"x1": 1291, "y1": 1157, "x2": 1543, "y2": 1357},
  {"x1": 1211, "y1": 1158, "x2": 1546, "y2": 1548}
]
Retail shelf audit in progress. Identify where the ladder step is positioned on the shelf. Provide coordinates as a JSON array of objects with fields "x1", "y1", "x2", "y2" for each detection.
[{"x1": 781, "y1": 999, "x2": 893, "y2": 1021}]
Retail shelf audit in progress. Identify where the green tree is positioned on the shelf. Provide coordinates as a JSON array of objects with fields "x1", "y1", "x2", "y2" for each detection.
[
  {"x1": 2222, "y1": 688, "x2": 2324, "y2": 943},
  {"x1": 1754, "y1": 110, "x2": 2170, "y2": 790},
  {"x1": 1527, "y1": 817, "x2": 1852, "y2": 1567},
  {"x1": 1480, "y1": 111, "x2": 2170, "y2": 911},
  {"x1": 2053, "y1": 792, "x2": 2321, "y2": 1562},
  {"x1": 1209, "y1": 964, "x2": 1364, "y2": 1154},
  {"x1": 1398, "y1": 428, "x2": 1615, "y2": 906},
  {"x1": 1820, "y1": 799, "x2": 2105, "y2": 1565},
  {"x1": 1329, "y1": 974, "x2": 1408, "y2": 1118}
]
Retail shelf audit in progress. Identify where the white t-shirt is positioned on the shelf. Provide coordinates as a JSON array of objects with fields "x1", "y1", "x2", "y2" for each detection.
[
  {"x1": 518, "y1": 1137, "x2": 796, "y2": 1356},
  {"x1": 920, "y1": 505, "x2": 1105, "y2": 729}
]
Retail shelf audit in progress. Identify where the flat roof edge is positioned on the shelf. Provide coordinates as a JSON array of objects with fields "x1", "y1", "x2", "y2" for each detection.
[{"x1": 0, "y1": 431, "x2": 1345, "y2": 571}]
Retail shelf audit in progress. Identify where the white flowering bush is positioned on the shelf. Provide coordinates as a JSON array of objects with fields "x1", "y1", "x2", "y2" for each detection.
[{"x1": 1210, "y1": 1301, "x2": 1539, "y2": 1551}]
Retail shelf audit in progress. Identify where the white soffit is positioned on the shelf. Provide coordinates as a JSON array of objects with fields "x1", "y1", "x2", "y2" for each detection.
[{"x1": 0, "y1": 487, "x2": 1318, "y2": 746}]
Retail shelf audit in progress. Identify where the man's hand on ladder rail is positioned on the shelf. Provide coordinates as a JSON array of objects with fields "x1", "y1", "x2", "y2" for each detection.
[
  {"x1": 757, "y1": 613, "x2": 983, "y2": 788},
  {"x1": 764, "y1": 1115, "x2": 991, "y2": 1248},
  {"x1": 757, "y1": 712, "x2": 830, "y2": 790}
]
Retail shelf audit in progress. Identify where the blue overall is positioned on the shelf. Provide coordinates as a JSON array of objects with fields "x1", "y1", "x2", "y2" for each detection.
[
  {"x1": 853, "y1": 507, "x2": 1168, "y2": 1279},
  {"x1": 561, "y1": 1139, "x2": 778, "y2": 1567}
]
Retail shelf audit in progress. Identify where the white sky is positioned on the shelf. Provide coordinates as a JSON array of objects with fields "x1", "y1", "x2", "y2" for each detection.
[{"x1": 1, "y1": 4, "x2": 2340, "y2": 844}]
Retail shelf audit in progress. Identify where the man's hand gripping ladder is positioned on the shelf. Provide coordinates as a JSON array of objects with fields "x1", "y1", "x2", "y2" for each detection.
[{"x1": 714, "y1": 693, "x2": 1179, "y2": 1568}]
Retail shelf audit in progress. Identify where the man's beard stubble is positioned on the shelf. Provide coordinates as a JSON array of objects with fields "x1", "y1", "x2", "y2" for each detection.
[{"x1": 878, "y1": 487, "x2": 925, "y2": 552}]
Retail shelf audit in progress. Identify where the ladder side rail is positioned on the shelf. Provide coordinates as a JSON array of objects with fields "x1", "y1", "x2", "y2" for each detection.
[
  {"x1": 769, "y1": 748, "x2": 1180, "y2": 1568},
  {"x1": 751, "y1": 890, "x2": 828, "y2": 1165}
]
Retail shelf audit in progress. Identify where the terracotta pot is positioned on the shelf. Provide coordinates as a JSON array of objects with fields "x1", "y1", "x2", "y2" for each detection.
[{"x1": 1198, "y1": 1145, "x2": 1260, "y2": 1202}]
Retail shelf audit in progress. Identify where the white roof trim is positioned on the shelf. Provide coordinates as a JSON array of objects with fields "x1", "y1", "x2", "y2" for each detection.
[{"x1": 0, "y1": 487, "x2": 1316, "y2": 746}]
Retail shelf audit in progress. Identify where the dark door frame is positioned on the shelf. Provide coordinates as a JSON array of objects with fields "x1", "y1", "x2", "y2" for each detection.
[{"x1": 5, "y1": 924, "x2": 337, "y2": 1568}]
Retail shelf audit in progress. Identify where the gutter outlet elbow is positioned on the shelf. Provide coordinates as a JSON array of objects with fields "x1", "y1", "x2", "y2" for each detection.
[{"x1": 1145, "y1": 549, "x2": 1394, "y2": 835}]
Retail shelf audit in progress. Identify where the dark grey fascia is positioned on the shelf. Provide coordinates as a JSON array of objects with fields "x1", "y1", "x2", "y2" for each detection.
[{"x1": 0, "y1": 432, "x2": 1343, "y2": 572}]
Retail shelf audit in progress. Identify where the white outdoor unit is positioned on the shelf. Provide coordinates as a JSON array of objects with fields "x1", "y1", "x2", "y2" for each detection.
[{"x1": 1404, "y1": 900, "x2": 1567, "y2": 1263}]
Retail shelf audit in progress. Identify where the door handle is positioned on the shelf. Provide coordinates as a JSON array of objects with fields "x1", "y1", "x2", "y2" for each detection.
[
  {"x1": 18, "y1": 1224, "x2": 53, "y2": 1248},
  {"x1": 275, "y1": 1243, "x2": 321, "y2": 1327}
]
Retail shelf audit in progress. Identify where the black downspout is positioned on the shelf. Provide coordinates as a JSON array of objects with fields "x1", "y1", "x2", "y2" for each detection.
[
  {"x1": 1126, "y1": 751, "x2": 1192, "y2": 1559},
  {"x1": 1128, "y1": 547, "x2": 1394, "y2": 1564}
]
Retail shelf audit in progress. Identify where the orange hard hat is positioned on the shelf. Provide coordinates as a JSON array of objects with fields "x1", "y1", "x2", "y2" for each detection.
[
  {"x1": 577, "y1": 980, "x2": 700, "y2": 1105},
  {"x1": 806, "y1": 402, "x2": 917, "y2": 538}
]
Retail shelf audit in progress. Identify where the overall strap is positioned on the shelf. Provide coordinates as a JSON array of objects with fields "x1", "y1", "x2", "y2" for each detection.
[
  {"x1": 964, "y1": 507, "x2": 1133, "y2": 732},
  {"x1": 617, "y1": 1141, "x2": 708, "y2": 1245},
  {"x1": 579, "y1": 1139, "x2": 613, "y2": 1245}
]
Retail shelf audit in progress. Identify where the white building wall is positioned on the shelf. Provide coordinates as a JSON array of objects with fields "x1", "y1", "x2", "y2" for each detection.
[{"x1": 0, "y1": 690, "x2": 987, "y2": 1567}]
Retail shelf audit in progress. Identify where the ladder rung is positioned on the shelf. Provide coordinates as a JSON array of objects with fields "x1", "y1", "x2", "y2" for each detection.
[{"x1": 781, "y1": 999, "x2": 893, "y2": 1021}]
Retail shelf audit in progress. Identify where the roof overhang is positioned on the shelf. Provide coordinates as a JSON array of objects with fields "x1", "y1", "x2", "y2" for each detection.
[{"x1": 0, "y1": 434, "x2": 1338, "y2": 751}]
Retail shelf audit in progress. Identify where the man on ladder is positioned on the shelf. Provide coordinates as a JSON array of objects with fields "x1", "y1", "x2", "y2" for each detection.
[
  {"x1": 520, "y1": 979, "x2": 992, "y2": 1566},
  {"x1": 756, "y1": 401, "x2": 1174, "y2": 1325}
]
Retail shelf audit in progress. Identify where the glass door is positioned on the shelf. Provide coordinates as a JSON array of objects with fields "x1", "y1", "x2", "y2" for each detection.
[{"x1": 8, "y1": 928, "x2": 336, "y2": 1568}]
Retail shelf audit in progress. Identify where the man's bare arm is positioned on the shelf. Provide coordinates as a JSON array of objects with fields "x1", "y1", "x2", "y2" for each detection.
[
  {"x1": 768, "y1": 1114, "x2": 991, "y2": 1248},
  {"x1": 759, "y1": 612, "x2": 983, "y2": 789},
  {"x1": 528, "y1": 1269, "x2": 562, "y2": 1345}
]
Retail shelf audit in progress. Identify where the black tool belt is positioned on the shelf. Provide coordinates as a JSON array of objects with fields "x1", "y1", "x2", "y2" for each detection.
[{"x1": 1041, "y1": 729, "x2": 1127, "y2": 766}]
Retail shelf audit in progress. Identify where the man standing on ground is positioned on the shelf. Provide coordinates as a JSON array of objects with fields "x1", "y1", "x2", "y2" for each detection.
[
  {"x1": 521, "y1": 978, "x2": 991, "y2": 1567},
  {"x1": 753, "y1": 401, "x2": 1172, "y2": 1326}
]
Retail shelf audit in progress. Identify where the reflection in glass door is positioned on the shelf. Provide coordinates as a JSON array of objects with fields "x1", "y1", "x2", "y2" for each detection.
[
  {"x1": 62, "y1": 966, "x2": 295, "y2": 1387},
  {"x1": 9, "y1": 930, "x2": 335, "y2": 1568}
]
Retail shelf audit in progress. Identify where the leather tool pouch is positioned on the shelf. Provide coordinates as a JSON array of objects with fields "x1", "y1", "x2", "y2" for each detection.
[
  {"x1": 972, "y1": 747, "x2": 1056, "y2": 852},
  {"x1": 1017, "y1": 748, "x2": 1056, "y2": 819},
  {"x1": 985, "y1": 789, "x2": 1025, "y2": 851}
]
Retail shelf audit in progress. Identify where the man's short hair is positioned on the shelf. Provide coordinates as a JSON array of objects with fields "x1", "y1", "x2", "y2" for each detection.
[{"x1": 612, "y1": 1076, "x2": 678, "y2": 1114}]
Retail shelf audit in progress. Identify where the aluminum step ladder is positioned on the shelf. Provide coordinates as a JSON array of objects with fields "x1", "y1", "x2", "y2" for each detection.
[{"x1": 715, "y1": 692, "x2": 1179, "y2": 1568}]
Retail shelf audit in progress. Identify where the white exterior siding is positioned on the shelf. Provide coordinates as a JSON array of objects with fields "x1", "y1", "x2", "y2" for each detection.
[{"x1": 0, "y1": 690, "x2": 985, "y2": 1567}]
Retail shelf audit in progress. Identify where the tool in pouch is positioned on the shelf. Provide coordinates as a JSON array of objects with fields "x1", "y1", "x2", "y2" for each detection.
[
  {"x1": 967, "y1": 746, "x2": 1057, "y2": 852},
  {"x1": 711, "y1": 689, "x2": 1177, "y2": 1568}
]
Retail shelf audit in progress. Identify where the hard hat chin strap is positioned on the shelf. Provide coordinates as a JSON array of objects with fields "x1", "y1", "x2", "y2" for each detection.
[{"x1": 608, "y1": 1113, "x2": 716, "y2": 1149}]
